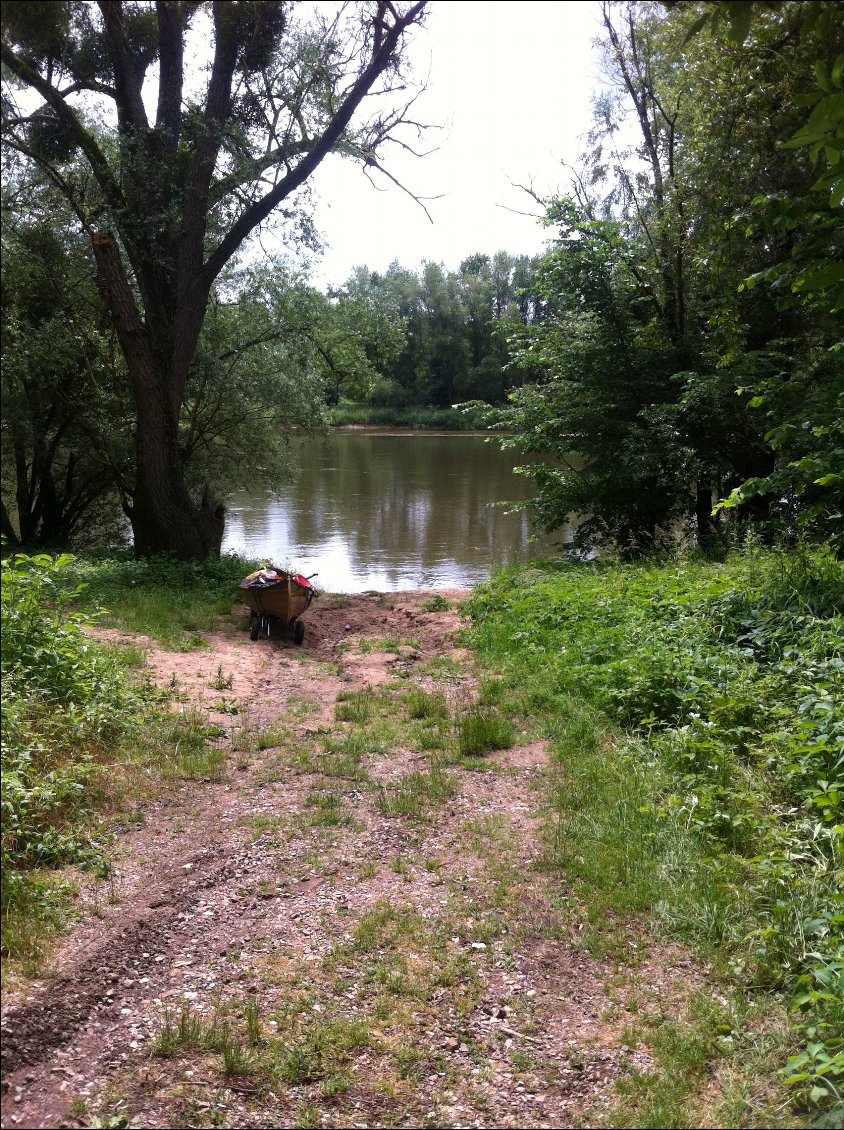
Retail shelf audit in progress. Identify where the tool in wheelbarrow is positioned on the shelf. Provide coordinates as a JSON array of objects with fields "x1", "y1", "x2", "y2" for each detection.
[{"x1": 240, "y1": 566, "x2": 317, "y2": 644}]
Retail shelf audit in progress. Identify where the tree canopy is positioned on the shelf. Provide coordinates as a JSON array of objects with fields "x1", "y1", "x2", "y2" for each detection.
[
  {"x1": 1, "y1": 0, "x2": 428, "y2": 558},
  {"x1": 485, "y1": 0, "x2": 843, "y2": 557}
]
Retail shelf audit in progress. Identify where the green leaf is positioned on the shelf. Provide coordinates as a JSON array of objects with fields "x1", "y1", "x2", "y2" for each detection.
[
  {"x1": 683, "y1": 10, "x2": 711, "y2": 41},
  {"x1": 725, "y1": 1, "x2": 753, "y2": 45}
]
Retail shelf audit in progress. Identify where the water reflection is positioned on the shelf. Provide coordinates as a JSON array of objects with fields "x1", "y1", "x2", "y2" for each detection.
[{"x1": 223, "y1": 432, "x2": 562, "y2": 591}]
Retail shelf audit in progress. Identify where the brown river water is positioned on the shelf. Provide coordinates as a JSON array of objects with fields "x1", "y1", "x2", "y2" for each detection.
[{"x1": 222, "y1": 431, "x2": 566, "y2": 591}]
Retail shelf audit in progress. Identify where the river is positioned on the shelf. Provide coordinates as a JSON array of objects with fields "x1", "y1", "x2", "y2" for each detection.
[{"x1": 222, "y1": 431, "x2": 563, "y2": 592}]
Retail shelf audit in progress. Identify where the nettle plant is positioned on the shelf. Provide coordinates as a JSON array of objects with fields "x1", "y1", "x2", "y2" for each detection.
[{"x1": 1, "y1": 553, "x2": 128, "y2": 877}]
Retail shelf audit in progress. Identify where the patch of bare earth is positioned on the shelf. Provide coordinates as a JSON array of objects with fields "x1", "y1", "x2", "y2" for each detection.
[{"x1": 1, "y1": 592, "x2": 702, "y2": 1130}]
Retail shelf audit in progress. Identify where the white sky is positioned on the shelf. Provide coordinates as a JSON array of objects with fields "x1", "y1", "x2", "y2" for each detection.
[
  {"x1": 6, "y1": 1, "x2": 606, "y2": 286},
  {"x1": 305, "y1": 1, "x2": 606, "y2": 286}
]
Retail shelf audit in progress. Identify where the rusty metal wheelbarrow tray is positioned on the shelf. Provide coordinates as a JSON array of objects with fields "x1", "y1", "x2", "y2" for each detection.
[{"x1": 240, "y1": 568, "x2": 315, "y2": 643}]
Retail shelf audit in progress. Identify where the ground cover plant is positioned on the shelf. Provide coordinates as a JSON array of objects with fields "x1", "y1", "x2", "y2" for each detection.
[
  {"x1": 466, "y1": 546, "x2": 843, "y2": 1122},
  {"x1": 0, "y1": 553, "x2": 228, "y2": 967},
  {"x1": 66, "y1": 551, "x2": 257, "y2": 646}
]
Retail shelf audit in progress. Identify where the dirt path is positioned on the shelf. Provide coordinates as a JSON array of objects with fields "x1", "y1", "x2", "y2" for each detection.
[{"x1": 1, "y1": 593, "x2": 699, "y2": 1129}]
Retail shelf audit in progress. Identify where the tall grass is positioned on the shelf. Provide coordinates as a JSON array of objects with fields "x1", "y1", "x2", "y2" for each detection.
[{"x1": 466, "y1": 547, "x2": 844, "y2": 1119}]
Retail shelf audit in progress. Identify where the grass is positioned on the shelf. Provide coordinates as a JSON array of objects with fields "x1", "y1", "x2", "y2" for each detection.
[
  {"x1": 455, "y1": 708, "x2": 515, "y2": 758},
  {"x1": 319, "y1": 731, "x2": 379, "y2": 781},
  {"x1": 375, "y1": 760, "x2": 458, "y2": 821},
  {"x1": 404, "y1": 687, "x2": 449, "y2": 720},
  {"x1": 335, "y1": 687, "x2": 377, "y2": 723},
  {"x1": 67, "y1": 551, "x2": 256, "y2": 647},
  {"x1": 359, "y1": 636, "x2": 420, "y2": 654},
  {"x1": 304, "y1": 789, "x2": 350, "y2": 828},
  {"x1": 465, "y1": 546, "x2": 844, "y2": 1125},
  {"x1": 1, "y1": 552, "x2": 233, "y2": 973}
]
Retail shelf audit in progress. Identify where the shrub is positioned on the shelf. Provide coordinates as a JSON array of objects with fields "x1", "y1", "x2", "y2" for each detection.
[{"x1": 1, "y1": 553, "x2": 145, "y2": 957}]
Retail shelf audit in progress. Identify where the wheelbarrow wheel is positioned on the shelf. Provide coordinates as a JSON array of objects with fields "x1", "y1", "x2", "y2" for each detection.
[
  {"x1": 249, "y1": 613, "x2": 260, "y2": 641},
  {"x1": 293, "y1": 619, "x2": 305, "y2": 646}
]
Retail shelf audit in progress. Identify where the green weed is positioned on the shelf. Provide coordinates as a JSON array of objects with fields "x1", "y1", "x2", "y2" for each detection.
[
  {"x1": 208, "y1": 663, "x2": 233, "y2": 691},
  {"x1": 465, "y1": 548, "x2": 844, "y2": 1121},
  {"x1": 422, "y1": 595, "x2": 451, "y2": 612}
]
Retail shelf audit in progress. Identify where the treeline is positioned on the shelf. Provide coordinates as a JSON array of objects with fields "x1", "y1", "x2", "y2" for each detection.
[{"x1": 330, "y1": 253, "x2": 543, "y2": 412}]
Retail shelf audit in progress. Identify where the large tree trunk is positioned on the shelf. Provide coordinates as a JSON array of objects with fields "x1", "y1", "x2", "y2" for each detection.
[
  {"x1": 92, "y1": 232, "x2": 224, "y2": 560},
  {"x1": 130, "y1": 385, "x2": 224, "y2": 559}
]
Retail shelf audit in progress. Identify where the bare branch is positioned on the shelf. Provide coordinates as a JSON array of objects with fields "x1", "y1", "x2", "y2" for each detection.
[
  {"x1": 203, "y1": 1, "x2": 428, "y2": 285},
  {"x1": 360, "y1": 156, "x2": 438, "y2": 223}
]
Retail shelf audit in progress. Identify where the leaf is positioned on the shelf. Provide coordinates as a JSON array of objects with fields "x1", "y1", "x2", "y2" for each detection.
[
  {"x1": 725, "y1": 1, "x2": 754, "y2": 45},
  {"x1": 814, "y1": 62, "x2": 831, "y2": 95},
  {"x1": 683, "y1": 10, "x2": 712, "y2": 41},
  {"x1": 794, "y1": 263, "x2": 844, "y2": 292}
]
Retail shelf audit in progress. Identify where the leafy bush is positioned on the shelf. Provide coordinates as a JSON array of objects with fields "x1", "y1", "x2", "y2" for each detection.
[{"x1": 1, "y1": 554, "x2": 132, "y2": 880}]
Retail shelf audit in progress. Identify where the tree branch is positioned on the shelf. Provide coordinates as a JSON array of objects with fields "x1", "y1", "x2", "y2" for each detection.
[
  {"x1": 203, "y1": 1, "x2": 428, "y2": 286},
  {"x1": 97, "y1": 1, "x2": 151, "y2": 132},
  {"x1": 155, "y1": 1, "x2": 186, "y2": 149},
  {"x1": 0, "y1": 43, "x2": 125, "y2": 215}
]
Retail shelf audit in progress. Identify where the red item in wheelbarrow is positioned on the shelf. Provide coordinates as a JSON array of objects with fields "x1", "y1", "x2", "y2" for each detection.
[{"x1": 240, "y1": 568, "x2": 315, "y2": 642}]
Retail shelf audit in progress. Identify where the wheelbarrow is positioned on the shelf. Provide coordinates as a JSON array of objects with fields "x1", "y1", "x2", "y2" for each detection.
[{"x1": 240, "y1": 567, "x2": 316, "y2": 644}]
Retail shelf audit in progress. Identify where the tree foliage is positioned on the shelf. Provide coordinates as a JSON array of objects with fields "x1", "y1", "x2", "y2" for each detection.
[
  {"x1": 332, "y1": 251, "x2": 542, "y2": 414},
  {"x1": 1, "y1": 170, "x2": 126, "y2": 547},
  {"x1": 491, "y1": 0, "x2": 843, "y2": 557},
  {"x1": 1, "y1": 0, "x2": 429, "y2": 558}
]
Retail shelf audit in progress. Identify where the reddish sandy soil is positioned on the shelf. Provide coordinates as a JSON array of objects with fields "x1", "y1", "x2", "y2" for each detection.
[{"x1": 1, "y1": 592, "x2": 703, "y2": 1130}]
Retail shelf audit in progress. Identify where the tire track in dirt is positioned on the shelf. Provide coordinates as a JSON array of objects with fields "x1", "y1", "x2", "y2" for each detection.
[
  {"x1": 1, "y1": 591, "x2": 704, "y2": 1129},
  {"x1": 1, "y1": 592, "x2": 472, "y2": 1127}
]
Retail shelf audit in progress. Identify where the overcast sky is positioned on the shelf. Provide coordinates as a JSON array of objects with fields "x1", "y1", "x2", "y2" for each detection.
[{"x1": 303, "y1": 1, "x2": 606, "y2": 286}]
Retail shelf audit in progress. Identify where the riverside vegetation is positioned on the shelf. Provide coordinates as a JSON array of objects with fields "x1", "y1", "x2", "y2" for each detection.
[{"x1": 1, "y1": 545, "x2": 841, "y2": 1126}]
